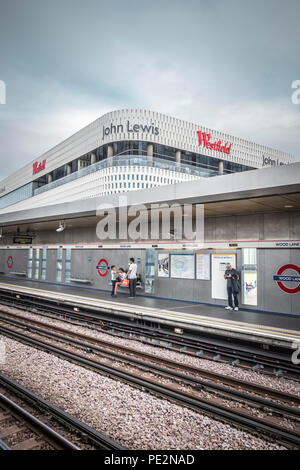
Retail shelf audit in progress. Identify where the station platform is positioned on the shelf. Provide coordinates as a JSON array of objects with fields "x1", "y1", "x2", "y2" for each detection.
[{"x1": 0, "y1": 276, "x2": 299, "y2": 348}]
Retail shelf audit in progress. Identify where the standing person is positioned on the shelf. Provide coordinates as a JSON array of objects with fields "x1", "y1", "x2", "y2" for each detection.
[
  {"x1": 224, "y1": 263, "x2": 240, "y2": 311},
  {"x1": 126, "y1": 257, "x2": 137, "y2": 298},
  {"x1": 110, "y1": 265, "x2": 118, "y2": 297}
]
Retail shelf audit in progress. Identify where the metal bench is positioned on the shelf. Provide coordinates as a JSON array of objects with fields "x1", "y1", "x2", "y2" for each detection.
[{"x1": 70, "y1": 278, "x2": 93, "y2": 284}]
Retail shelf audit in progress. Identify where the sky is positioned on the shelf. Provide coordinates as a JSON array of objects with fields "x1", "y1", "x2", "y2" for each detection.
[{"x1": 0, "y1": 0, "x2": 299, "y2": 181}]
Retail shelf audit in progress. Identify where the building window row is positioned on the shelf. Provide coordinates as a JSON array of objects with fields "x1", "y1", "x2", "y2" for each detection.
[
  {"x1": 0, "y1": 140, "x2": 256, "y2": 210},
  {"x1": 32, "y1": 140, "x2": 254, "y2": 190}
]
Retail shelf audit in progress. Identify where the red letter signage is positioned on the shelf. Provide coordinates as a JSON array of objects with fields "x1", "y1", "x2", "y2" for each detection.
[
  {"x1": 32, "y1": 159, "x2": 46, "y2": 175},
  {"x1": 197, "y1": 131, "x2": 232, "y2": 155}
]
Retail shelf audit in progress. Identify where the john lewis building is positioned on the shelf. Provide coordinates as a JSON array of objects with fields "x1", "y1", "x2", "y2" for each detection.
[{"x1": 0, "y1": 109, "x2": 295, "y2": 212}]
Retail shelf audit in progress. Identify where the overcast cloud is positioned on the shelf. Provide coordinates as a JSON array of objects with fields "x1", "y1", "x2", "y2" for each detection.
[{"x1": 0, "y1": 0, "x2": 299, "y2": 181}]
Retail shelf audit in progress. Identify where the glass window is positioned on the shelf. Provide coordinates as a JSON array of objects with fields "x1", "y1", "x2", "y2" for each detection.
[
  {"x1": 96, "y1": 145, "x2": 107, "y2": 162},
  {"x1": 27, "y1": 248, "x2": 33, "y2": 278},
  {"x1": 41, "y1": 248, "x2": 47, "y2": 280},
  {"x1": 0, "y1": 182, "x2": 34, "y2": 210},
  {"x1": 3, "y1": 140, "x2": 258, "y2": 211},
  {"x1": 51, "y1": 164, "x2": 68, "y2": 182},
  {"x1": 65, "y1": 248, "x2": 71, "y2": 283},
  {"x1": 33, "y1": 174, "x2": 48, "y2": 191},
  {"x1": 71, "y1": 159, "x2": 78, "y2": 173},
  {"x1": 153, "y1": 144, "x2": 175, "y2": 162},
  {"x1": 56, "y1": 247, "x2": 63, "y2": 282},
  {"x1": 145, "y1": 248, "x2": 155, "y2": 293},
  {"x1": 34, "y1": 248, "x2": 40, "y2": 280}
]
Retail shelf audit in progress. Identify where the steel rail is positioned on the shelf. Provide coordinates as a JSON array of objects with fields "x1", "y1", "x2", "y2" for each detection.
[
  {"x1": 0, "y1": 438, "x2": 11, "y2": 450},
  {"x1": 0, "y1": 372, "x2": 126, "y2": 450},
  {"x1": 0, "y1": 392, "x2": 80, "y2": 450},
  {"x1": 0, "y1": 313, "x2": 299, "y2": 415},
  {"x1": 0, "y1": 324, "x2": 299, "y2": 448},
  {"x1": 0, "y1": 291, "x2": 298, "y2": 378}
]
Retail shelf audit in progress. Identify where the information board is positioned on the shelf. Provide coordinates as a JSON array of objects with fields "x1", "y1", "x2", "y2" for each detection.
[
  {"x1": 196, "y1": 253, "x2": 210, "y2": 280},
  {"x1": 13, "y1": 236, "x2": 33, "y2": 245},
  {"x1": 170, "y1": 253, "x2": 195, "y2": 279},
  {"x1": 211, "y1": 253, "x2": 236, "y2": 299}
]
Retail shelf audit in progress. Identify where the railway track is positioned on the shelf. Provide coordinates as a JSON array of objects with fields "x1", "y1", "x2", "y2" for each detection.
[
  {"x1": 0, "y1": 309, "x2": 299, "y2": 410},
  {"x1": 0, "y1": 372, "x2": 125, "y2": 451},
  {"x1": 0, "y1": 291, "x2": 298, "y2": 380},
  {"x1": 0, "y1": 391, "x2": 79, "y2": 450},
  {"x1": 0, "y1": 313, "x2": 299, "y2": 448}
]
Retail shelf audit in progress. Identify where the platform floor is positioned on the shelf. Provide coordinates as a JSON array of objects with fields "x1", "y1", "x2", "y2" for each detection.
[{"x1": 0, "y1": 276, "x2": 299, "y2": 336}]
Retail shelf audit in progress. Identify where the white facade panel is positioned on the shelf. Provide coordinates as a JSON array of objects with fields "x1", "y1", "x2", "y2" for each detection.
[{"x1": 0, "y1": 163, "x2": 200, "y2": 215}]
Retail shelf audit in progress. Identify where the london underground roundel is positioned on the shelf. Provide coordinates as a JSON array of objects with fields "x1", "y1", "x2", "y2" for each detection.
[
  {"x1": 7, "y1": 256, "x2": 13, "y2": 269},
  {"x1": 273, "y1": 264, "x2": 300, "y2": 294},
  {"x1": 96, "y1": 258, "x2": 109, "y2": 277}
]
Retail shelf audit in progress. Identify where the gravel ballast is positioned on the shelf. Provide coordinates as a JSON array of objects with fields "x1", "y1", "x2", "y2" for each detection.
[
  {"x1": 1, "y1": 305, "x2": 299, "y2": 397},
  {"x1": 0, "y1": 334, "x2": 288, "y2": 450}
]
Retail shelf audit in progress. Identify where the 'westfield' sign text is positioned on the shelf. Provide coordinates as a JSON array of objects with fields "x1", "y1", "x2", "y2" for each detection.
[
  {"x1": 32, "y1": 160, "x2": 46, "y2": 175},
  {"x1": 197, "y1": 131, "x2": 232, "y2": 155}
]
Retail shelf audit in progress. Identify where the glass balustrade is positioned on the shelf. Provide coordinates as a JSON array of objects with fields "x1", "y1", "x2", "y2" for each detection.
[{"x1": 34, "y1": 154, "x2": 217, "y2": 197}]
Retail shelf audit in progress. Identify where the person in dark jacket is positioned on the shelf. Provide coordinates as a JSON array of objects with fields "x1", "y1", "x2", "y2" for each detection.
[{"x1": 224, "y1": 263, "x2": 240, "y2": 311}]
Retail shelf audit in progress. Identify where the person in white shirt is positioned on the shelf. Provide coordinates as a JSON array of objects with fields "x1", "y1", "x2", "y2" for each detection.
[
  {"x1": 110, "y1": 265, "x2": 118, "y2": 296},
  {"x1": 126, "y1": 257, "x2": 137, "y2": 298}
]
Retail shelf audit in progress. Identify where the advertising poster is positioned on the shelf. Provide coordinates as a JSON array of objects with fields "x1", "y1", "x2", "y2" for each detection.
[
  {"x1": 243, "y1": 269, "x2": 257, "y2": 305},
  {"x1": 196, "y1": 253, "x2": 210, "y2": 280},
  {"x1": 170, "y1": 253, "x2": 195, "y2": 279},
  {"x1": 211, "y1": 253, "x2": 236, "y2": 299},
  {"x1": 158, "y1": 253, "x2": 169, "y2": 277}
]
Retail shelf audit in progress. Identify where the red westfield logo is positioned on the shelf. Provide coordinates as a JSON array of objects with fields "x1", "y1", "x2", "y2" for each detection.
[
  {"x1": 32, "y1": 159, "x2": 46, "y2": 175},
  {"x1": 197, "y1": 131, "x2": 232, "y2": 155}
]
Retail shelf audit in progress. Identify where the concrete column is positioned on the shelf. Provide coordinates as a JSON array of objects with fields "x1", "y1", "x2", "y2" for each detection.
[
  {"x1": 147, "y1": 143, "x2": 154, "y2": 158},
  {"x1": 91, "y1": 153, "x2": 96, "y2": 165},
  {"x1": 107, "y1": 144, "x2": 114, "y2": 158},
  {"x1": 147, "y1": 144, "x2": 154, "y2": 164},
  {"x1": 175, "y1": 150, "x2": 181, "y2": 164},
  {"x1": 218, "y1": 160, "x2": 224, "y2": 175},
  {"x1": 67, "y1": 163, "x2": 72, "y2": 175},
  {"x1": 147, "y1": 143, "x2": 154, "y2": 166},
  {"x1": 47, "y1": 174, "x2": 52, "y2": 184}
]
